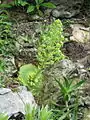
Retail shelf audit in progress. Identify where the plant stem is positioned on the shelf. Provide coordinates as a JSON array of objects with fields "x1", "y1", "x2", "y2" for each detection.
[{"x1": 65, "y1": 101, "x2": 71, "y2": 120}]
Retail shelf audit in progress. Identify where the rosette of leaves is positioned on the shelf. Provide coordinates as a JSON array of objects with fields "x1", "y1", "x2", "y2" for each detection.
[
  {"x1": 18, "y1": 64, "x2": 43, "y2": 95},
  {"x1": 37, "y1": 19, "x2": 65, "y2": 69}
]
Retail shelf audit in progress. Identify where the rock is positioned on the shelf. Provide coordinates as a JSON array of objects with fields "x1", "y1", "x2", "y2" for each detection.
[
  {"x1": 4, "y1": 56, "x2": 17, "y2": 77},
  {"x1": 83, "y1": 108, "x2": 90, "y2": 120},
  {"x1": 39, "y1": 59, "x2": 89, "y2": 105},
  {"x1": 9, "y1": 112, "x2": 24, "y2": 120},
  {"x1": 51, "y1": 0, "x2": 84, "y2": 18},
  {"x1": 0, "y1": 88, "x2": 11, "y2": 95},
  {"x1": 46, "y1": 59, "x2": 88, "y2": 80},
  {"x1": 0, "y1": 86, "x2": 36, "y2": 116},
  {"x1": 28, "y1": 14, "x2": 43, "y2": 21},
  {"x1": 70, "y1": 24, "x2": 90, "y2": 43},
  {"x1": 1, "y1": 0, "x2": 13, "y2": 4},
  {"x1": 46, "y1": 59, "x2": 76, "y2": 78},
  {"x1": 52, "y1": 9, "x2": 73, "y2": 18}
]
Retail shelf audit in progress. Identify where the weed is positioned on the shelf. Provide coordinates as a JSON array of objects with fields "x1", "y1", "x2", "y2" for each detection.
[{"x1": 56, "y1": 77, "x2": 85, "y2": 120}]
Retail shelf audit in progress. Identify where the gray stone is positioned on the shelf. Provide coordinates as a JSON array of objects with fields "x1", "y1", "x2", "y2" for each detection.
[
  {"x1": 70, "y1": 24, "x2": 90, "y2": 43},
  {"x1": 46, "y1": 59, "x2": 75, "y2": 78},
  {"x1": 0, "y1": 86, "x2": 36, "y2": 115},
  {"x1": 28, "y1": 14, "x2": 43, "y2": 21},
  {"x1": 51, "y1": 0, "x2": 84, "y2": 18},
  {"x1": 4, "y1": 56, "x2": 17, "y2": 77},
  {"x1": 83, "y1": 108, "x2": 90, "y2": 120},
  {"x1": 46, "y1": 59, "x2": 89, "y2": 80},
  {"x1": 0, "y1": 88, "x2": 11, "y2": 95},
  {"x1": 52, "y1": 9, "x2": 73, "y2": 18}
]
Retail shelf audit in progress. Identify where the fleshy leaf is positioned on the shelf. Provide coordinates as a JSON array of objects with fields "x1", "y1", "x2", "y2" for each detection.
[
  {"x1": 41, "y1": 2, "x2": 56, "y2": 8},
  {"x1": 27, "y1": 5, "x2": 35, "y2": 13}
]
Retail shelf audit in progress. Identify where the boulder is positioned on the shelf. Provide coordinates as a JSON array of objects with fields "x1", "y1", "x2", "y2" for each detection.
[
  {"x1": 70, "y1": 24, "x2": 90, "y2": 43},
  {"x1": 0, "y1": 86, "x2": 36, "y2": 116}
]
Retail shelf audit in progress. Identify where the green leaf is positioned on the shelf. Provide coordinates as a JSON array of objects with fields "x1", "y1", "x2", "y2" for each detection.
[
  {"x1": 25, "y1": 104, "x2": 36, "y2": 120},
  {"x1": 27, "y1": 5, "x2": 35, "y2": 13},
  {"x1": 38, "y1": 9, "x2": 44, "y2": 16},
  {"x1": 68, "y1": 79, "x2": 74, "y2": 87},
  {"x1": 35, "y1": 0, "x2": 39, "y2": 4},
  {"x1": 56, "y1": 79, "x2": 66, "y2": 94},
  {"x1": 41, "y1": 2, "x2": 56, "y2": 8},
  {"x1": 0, "y1": 4, "x2": 12, "y2": 8},
  {"x1": 38, "y1": 0, "x2": 44, "y2": 4},
  {"x1": 69, "y1": 80, "x2": 85, "y2": 93},
  {"x1": 40, "y1": 105, "x2": 53, "y2": 120},
  {"x1": 20, "y1": 1, "x2": 28, "y2": 6},
  {"x1": 58, "y1": 111, "x2": 69, "y2": 120},
  {"x1": 63, "y1": 76, "x2": 69, "y2": 88}
]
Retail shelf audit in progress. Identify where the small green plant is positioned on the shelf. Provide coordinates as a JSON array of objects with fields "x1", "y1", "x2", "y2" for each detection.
[
  {"x1": 18, "y1": 64, "x2": 43, "y2": 95},
  {"x1": 0, "y1": 113, "x2": 8, "y2": 120},
  {"x1": 15, "y1": 0, "x2": 56, "y2": 15},
  {"x1": 37, "y1": 19, "x2": 65, "y2": 69},
  {"x1": 25, "y1": 104, "x2": 69, "y2": 120},
  {"x1": 25, "y1": 104, "x2": 53, "y2": 120},
  {"x1": 25, "y1": 104, "x2": 36, "y2": 120},
  {"x1": 56, "y1": 77, "x2": 85, "y2": 120},
  {"x1": 27, "y1": 0, "x2": 56, "y2": 16}
]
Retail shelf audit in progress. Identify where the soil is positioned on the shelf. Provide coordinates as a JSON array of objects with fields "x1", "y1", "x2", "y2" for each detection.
[{"x1": 62, "y1": 41, "x2": 90, "y2": 67}]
